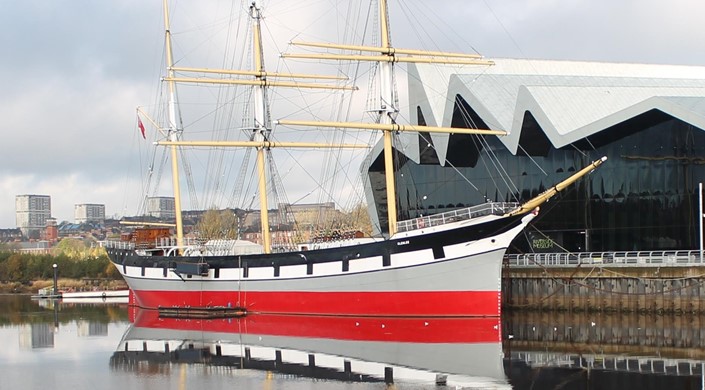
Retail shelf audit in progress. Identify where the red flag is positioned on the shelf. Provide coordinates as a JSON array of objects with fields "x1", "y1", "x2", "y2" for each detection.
[{"x1": 137, "y1": 116, "x2": 146, "y2": 139}]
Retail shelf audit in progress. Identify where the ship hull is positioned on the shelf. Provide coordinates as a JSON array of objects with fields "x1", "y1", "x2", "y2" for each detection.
[{"x1": 106, "y1": 212, "x2": 534, "y2": 317}]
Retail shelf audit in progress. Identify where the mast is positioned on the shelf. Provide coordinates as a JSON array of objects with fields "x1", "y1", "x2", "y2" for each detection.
[
  {"x1": 280, "y1": 0, "x2": 494, "y2": 237},
  {"x1": 163, "y1": 0, "x2": 185, "y2": 250},
  {"x1": 250, "y1": 2, "x2": 272, "y2": 253},
  {"x1": 378, "y1": 0, "x2": 398, "y2": 236},
  {"x1": 154, "y1": 2, "x2": 362, "y2": 254}
]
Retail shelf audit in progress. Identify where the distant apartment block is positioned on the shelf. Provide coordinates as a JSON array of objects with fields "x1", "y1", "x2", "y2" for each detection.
[
  {"x1": 75, "y1": 203, "x2": 106, "y2": 224},
  {"x1": 146, "y1": 196, "x2": 175, "y2": 220},
  {"x1": 16, "y1": 194, "x2": 51, "y2": 237}
]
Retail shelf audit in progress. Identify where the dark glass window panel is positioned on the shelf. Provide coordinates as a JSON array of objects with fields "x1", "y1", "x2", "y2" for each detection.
[{"x1": 369, "y1": 113, "x2": 705, "y2": 251}]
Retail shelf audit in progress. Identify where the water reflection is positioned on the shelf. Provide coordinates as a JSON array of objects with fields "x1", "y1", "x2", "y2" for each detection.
[
  {"x1": 0, "y1": 294, "x2": 131, "y2": 390},
  {"x1": 16, "y1": 316, "x2": 109, "y2": 349},
  {"x1": 18, "y1": 322, "x2": 54, "y2": 349},
  {"x1": 0, "y1": 295, "x2": 128, "y2": 353},
  {"x1": 3, "y1": 295, "x2": 705, "y2": 389},
  {"x1": 504, "y1": 310, "x2": 705, "y2": 388},
  {"x1": 111, "y1": 309, "x2": 509, "y2": 388}
]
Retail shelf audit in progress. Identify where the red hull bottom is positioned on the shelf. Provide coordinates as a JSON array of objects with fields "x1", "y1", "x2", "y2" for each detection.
[{"x1": 132, "y1": 290, "x2": 502, "y2": 317}]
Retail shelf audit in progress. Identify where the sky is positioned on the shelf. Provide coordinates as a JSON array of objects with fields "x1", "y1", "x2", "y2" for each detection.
[{"x1": 2, "y1": 0, "x2": 705, "y2": 229}]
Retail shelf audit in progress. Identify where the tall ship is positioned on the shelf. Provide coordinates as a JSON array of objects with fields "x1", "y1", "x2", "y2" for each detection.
[{"x1": 104, "y1": 0, "x2": 605, "y2": 317}]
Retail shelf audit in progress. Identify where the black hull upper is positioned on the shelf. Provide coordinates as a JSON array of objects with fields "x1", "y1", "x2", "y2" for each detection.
[{"x1": 106, "y1": 213, "x2": 525, "y2": 272}]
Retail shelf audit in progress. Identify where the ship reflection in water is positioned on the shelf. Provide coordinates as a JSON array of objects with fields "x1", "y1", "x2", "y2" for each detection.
[
  {"x1": 110, "y1": 309, "x2": 509, "y2": 388},
  {"x1": 110, "y1": 308, "x2": 705, "y2": 389},
  {"x1": 8, "y1": 295, "x2": 705, "y2": 388}
]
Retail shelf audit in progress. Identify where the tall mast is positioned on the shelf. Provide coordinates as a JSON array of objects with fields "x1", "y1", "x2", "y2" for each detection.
[
  {"x1": 281, "y1": 0, "x2": 494, "y2": 237},
  {"x1": 156, "y1": 2, "x2": 360, "y2": 253},
  {"x1": 163, "y1": 0, "x2": 185, "y2": 249},
  {"x1": 377, "y1": 0, "x2": 398, "y2": 236},
  {"x1": 250, "y1": 2, "x2": 272, "y2": 253}
]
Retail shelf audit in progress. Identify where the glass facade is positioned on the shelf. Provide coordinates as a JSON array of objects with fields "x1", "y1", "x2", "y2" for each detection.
[{"x1": 368, "y1": 105, "x2": 705, "y2": 252}]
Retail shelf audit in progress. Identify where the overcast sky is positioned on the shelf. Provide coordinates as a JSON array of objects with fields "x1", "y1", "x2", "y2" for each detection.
[{"x1": 2, "y1": 0, "x2": 705, "y2": 229}]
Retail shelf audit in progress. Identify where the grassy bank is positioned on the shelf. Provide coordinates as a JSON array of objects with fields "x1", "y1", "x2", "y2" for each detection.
[{"x1": 0, "y1": 278, "x2": 128, "y2": 294}]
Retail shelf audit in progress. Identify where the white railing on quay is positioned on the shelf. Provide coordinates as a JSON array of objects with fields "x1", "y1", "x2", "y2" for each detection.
[
  {"x1": 397, "y1": 202, "x2": 520, "y2": 233},
  {"x1": 506, "y1": 250, "x2": 705, "y2": 267}
]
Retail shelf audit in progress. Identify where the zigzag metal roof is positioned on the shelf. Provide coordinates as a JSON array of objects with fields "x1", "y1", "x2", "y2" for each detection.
[{"x1": 405, "y1": 59, "x2": 705, "y2": 165}]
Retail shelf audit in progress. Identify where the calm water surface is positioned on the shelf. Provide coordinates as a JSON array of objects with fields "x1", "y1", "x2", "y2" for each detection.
[
  {"x1": 1, "y1": 295, "x2": 704, "y2": 389},
  {"x1": 0, "y1": 295, "x2": 505, "y2": 389}
]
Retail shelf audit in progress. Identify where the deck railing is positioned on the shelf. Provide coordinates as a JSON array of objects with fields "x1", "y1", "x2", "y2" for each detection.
[
  {"x1": 506, "y1": 250, "x2": 705, "y2": 267},
  {"x1": 101, "y1": 241, "x2": 135, "y2": 250},
  {"x1": 396, "y1": 202, "x2": 519, "y2": 233},
  {"x1": 100, "y1": 237, "x2": 206, "y2": 251}
]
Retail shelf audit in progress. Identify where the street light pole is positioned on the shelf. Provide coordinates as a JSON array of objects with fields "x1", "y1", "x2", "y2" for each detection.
[
  {"x1": 52, "y1": 263, "x2": 58, "y2": 297},
  {"x1": 698, "y1": 183, "x2": 705, "y2": 264}
]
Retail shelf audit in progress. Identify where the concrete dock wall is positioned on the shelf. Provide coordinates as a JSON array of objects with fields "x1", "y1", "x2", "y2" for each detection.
[{"x1": 502, "y1": 256, "x2": 705, "y2": 313}]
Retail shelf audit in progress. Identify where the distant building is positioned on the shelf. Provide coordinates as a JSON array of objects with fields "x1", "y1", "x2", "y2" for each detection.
[
  {"x1": 16, "y1": 194, "x2": 51, "y2": 238},
  {"x1": 275, "y1": 202, "x2": 342, "y2": 227},
  {"x1": 16, "y1": 241, "x2": 52, "y2": 254},
  {"x1": 44, "y1": 218, "x2": 58, "y2": 242},
  {"x1": 0, "y1": 228, "x2": 22, "y2": 242},
  {"x1": 57, "y1": 222, "x2": 83, "y2": 238},
  {"x1": 279, "y1": 202, "x2": 336, "y2": 213},
  {"x1": 75, "y1": 203, "x2": 105, "y2": 224},
  {"x1": 146, "y1": 197, "x2": 176, "y2": 220}
]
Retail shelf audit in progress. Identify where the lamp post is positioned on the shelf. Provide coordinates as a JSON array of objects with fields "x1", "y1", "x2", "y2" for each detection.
[
  {"x1": 698, "y1": 183, "x2": 705, "y2": 263},
  {"x1": 52, "y1": 263, "x2": 58, "y2": 297}
]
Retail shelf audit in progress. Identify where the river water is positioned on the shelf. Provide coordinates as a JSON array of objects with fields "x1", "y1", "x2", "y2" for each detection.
[{"x1": 0, "y1": 294, "x2": 703, "y2": 389}]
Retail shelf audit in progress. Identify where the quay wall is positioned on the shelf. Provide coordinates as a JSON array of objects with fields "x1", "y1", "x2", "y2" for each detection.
[{"x1": 502, "y1": 251, "x2": 705, "y2": 314}]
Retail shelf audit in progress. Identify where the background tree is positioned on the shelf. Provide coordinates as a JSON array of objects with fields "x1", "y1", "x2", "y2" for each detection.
[
  {"x1": 0, "y1": 247, "x2": 116, "y2": 282},
  {"x1": 53, "y1": 238, "x2": 86, "y2": 259},
  {"x1": 196, "y1": 208, "x2": 239, "y2": 240},
  {"x1": 1, "y1": 254, "x2": 24, "y2": 281},
  {"x1": 342, "y1": 203, "x2": 373, "y2": 236}
]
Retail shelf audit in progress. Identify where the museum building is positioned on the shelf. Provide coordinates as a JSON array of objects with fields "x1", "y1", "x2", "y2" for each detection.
[{"x1": 364, "y1": 59, "x2": 705, "y2": 252}]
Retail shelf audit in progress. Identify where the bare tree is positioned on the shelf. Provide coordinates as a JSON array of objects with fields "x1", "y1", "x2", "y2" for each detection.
[
  {"x1": 341, "y1": 203, "x2": 373, "y2": 236},
  {"x1": 195, "y1": 209, "x2": 239, "y2": 240}
]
